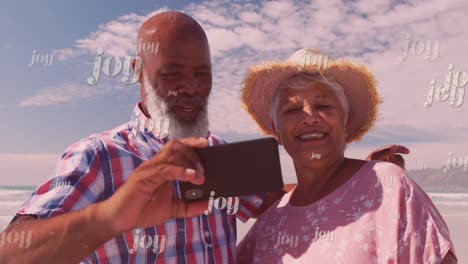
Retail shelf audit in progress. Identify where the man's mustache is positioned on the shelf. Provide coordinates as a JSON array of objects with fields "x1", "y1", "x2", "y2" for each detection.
[{"x1": 166, "y1": 96, "x2": 207, "y2": 108}]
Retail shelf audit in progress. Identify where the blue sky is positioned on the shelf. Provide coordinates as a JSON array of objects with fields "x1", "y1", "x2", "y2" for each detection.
[
  {"x1": 1, "y1": 0, "x2": 467, "y2": 186},
  {"x1": 0, "y1": 0, "x2": 183, "y2": 154}
]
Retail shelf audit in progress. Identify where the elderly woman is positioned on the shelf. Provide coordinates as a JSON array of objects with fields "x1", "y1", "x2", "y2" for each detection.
[{"x1": 236, "y1": 49, "x2": 457, "y2": 264}]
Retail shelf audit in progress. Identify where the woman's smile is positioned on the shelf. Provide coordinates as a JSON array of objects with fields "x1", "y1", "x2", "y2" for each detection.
[{"x1": 296, "y1": 130, "x2": 327, "y2": 142}]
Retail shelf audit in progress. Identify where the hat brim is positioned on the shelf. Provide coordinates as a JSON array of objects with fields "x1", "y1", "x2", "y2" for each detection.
[{"x1": 241, "y1": 60, "x2": 382, "y2": 143}]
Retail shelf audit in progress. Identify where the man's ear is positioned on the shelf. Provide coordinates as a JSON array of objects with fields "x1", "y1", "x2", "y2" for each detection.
[
  {"x1": 132, "y1": 57, "x2": 144, "y2": 86},
  {"x1": 138, "y1": 66, "x2": 149, "y2": 116}
]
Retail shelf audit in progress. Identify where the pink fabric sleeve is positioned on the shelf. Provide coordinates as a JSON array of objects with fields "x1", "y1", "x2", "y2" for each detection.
[
  {"x1": 236, "y1": 220, "x2": 260, "y2": 264},
  {"x1": 397, "y1": 173, "x2": 457, "y2": 263}
]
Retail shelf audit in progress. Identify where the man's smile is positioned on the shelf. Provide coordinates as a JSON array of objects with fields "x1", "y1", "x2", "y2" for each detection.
[{"x1": 172, "y1": 104, "x2": 202, "y2": 120}]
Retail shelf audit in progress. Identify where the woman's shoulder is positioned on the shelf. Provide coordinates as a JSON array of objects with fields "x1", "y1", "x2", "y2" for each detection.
[
  {"x1": 360, "y1": 160, "x2": 408, "y2": 187},
  {"x1": 362, "y1": 160, "x2": 405, "y2": 175},
  {"x1": 371, "y1": 160, "x2": 406, "y2": 173},
  {"x1": 363, "y1": 161, "x2": 444, "y2": 215},
  {"x1": 254, "y1": 191, "x2": 295, "y2": 224},
  {"x1": 344, "y1": 159, "x2": 406, "y2": 182}
]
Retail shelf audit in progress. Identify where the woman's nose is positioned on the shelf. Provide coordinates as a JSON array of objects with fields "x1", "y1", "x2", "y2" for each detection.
[{"x1": 301, "y1": 106, "x2": 320, "y2": 124}]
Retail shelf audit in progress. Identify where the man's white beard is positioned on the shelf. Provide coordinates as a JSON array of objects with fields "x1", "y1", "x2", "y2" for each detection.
[{"x1": 143, "y1": 76, "x2": 209, "y2": 140}]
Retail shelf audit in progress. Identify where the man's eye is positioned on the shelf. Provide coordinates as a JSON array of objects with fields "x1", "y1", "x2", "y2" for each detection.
[
  {"x1": 196, "y1": 72, "x2": 211, "y2": 78},
  {"x1": 161, "y1": 72, "x2": 182, "y2": 78}
]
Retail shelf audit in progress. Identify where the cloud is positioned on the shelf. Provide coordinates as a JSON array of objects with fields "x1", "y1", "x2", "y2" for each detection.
[
  {"x1": 20, "y1": 9, "x2": 169, "y2": 107},
  {"x1": 19, "y1": 83, "x2": 110, "y2": 107},
  {"x1": 192, "y1": 0, "x2": 468, "y2": 171},
  {"x1": 19, "y1": 0, "x2": 468, "y2": 169},
  {"x1": 196, "y1": 0, "x2": 468, "y2": 133},
  {"x1": 52, "y1": 48, "x2": 81, "y2": 62},
  {"x1": 53, "y1": 10, "x2": 166, "y2": 61}
]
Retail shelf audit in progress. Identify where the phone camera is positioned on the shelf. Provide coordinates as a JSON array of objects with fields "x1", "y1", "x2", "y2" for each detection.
[{"x1": 185, "y1": 189, "x2": 203, "y2": 200}]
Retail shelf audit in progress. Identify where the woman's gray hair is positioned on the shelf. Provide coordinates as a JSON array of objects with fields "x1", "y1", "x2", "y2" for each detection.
[{"x1": 269, "y1": 72, "x2": 350, "y2": 129}]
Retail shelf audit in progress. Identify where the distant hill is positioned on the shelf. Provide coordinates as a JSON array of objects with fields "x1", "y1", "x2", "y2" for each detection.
[{"x1": 407, "y1": 167, "x2": 468, "y2": 192}]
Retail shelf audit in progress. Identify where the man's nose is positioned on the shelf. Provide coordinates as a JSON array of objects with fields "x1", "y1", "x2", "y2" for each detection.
[{"x1": 178, "y1": 74, "x2": 200, "y2": 95}]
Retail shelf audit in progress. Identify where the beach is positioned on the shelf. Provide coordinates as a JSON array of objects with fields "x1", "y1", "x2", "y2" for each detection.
[
  {"x1": 1, "y1": 187, "x2": 467, "y2": 262},
  {"x1": 0, "y1": 186, "x2": 32, "y2": 231}
]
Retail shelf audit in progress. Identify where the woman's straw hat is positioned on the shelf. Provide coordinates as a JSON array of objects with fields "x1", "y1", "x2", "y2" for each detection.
[{"x1": 241, "y1": 48, "x2": 382, "y2": 143}]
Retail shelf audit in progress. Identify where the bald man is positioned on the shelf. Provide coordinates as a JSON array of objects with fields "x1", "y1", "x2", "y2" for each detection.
[{"x1": 1, "y1": 11, "x2": 409, "y2": 264}]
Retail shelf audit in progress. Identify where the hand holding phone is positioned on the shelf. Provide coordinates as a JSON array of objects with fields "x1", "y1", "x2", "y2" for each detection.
[{"x1": 179, "y1": 137, "x2": 284, "y2": 202}]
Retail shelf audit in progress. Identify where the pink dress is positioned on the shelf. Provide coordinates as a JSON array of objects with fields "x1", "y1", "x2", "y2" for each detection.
[{"x1": 237, "y1": 161, "x2": 456, "y2": 264}]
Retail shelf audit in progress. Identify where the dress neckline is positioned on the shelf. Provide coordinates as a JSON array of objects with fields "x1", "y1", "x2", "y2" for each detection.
[{"x1": 281, "y1": 160, "x2": 377, "y2": 209}]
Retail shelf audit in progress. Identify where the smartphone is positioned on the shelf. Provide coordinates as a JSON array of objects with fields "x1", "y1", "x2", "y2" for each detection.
[{"x1": 179, "y1": 137, "x2": 284, "y2": 202}]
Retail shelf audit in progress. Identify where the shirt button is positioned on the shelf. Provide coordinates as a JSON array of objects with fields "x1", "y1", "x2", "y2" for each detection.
[{"x1": 205, "y1": 231, "x2": 210, "y2": 237}]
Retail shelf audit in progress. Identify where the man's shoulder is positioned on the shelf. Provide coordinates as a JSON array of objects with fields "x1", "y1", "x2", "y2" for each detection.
[{"x1": 64, "y1": 122, "x2": 132, "y2": 154}]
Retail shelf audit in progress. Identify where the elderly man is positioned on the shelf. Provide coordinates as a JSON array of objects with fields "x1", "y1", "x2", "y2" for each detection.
[{"x1": 0, "y1": 12, "x2": 407, "y2": 264}]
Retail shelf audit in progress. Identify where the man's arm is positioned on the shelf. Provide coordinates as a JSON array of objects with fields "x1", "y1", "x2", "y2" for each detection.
[
  {"x1": 0, "y1": 137, "x2": 210, "y2": 264},
  {"x1": 0, "y1": 203, "x2": 116, "y2": 264}
]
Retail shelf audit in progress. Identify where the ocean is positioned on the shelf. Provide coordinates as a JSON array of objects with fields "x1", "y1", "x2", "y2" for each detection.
[
  {"x1": 0, "y1": 186, "x2": 35, "y2": 230},
  {"x1": 1, "y1": 186, "x2": 467, "y2": 262}
]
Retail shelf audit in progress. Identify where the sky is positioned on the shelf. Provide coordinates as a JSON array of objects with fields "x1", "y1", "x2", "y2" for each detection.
[{"x1": 0, "y1": 0, "x2": 467, "y2": 186}]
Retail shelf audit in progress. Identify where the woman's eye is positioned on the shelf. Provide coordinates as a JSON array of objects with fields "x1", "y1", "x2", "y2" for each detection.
[
  {"x1": 316, "y1": 105, "x2": 331, "y2": 110},
  {"x1": 284, "y1": 107, "x2": 301, "y2": 114}
]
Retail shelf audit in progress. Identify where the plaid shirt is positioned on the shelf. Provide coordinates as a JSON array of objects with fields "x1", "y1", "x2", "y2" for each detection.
[{"x1": 14, "y1": 103, "x2": 263, "y2": 264}]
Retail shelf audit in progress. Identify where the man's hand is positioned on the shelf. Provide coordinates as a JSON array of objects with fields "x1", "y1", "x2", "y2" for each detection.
[
  {"x1": 100, "y1": 137, "x2": 210, "y2": 233},
  {"x1": 0, "y1": 138, "x2": 210, "y2": 264},
  {"x1": 366, "y1": 144, "x2": 410, "y2": 169}
]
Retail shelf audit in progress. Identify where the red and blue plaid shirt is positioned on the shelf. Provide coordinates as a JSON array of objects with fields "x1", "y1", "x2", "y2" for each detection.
[{"x1": 14, "y1": 103, "x2": 263, "y2": 264}]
